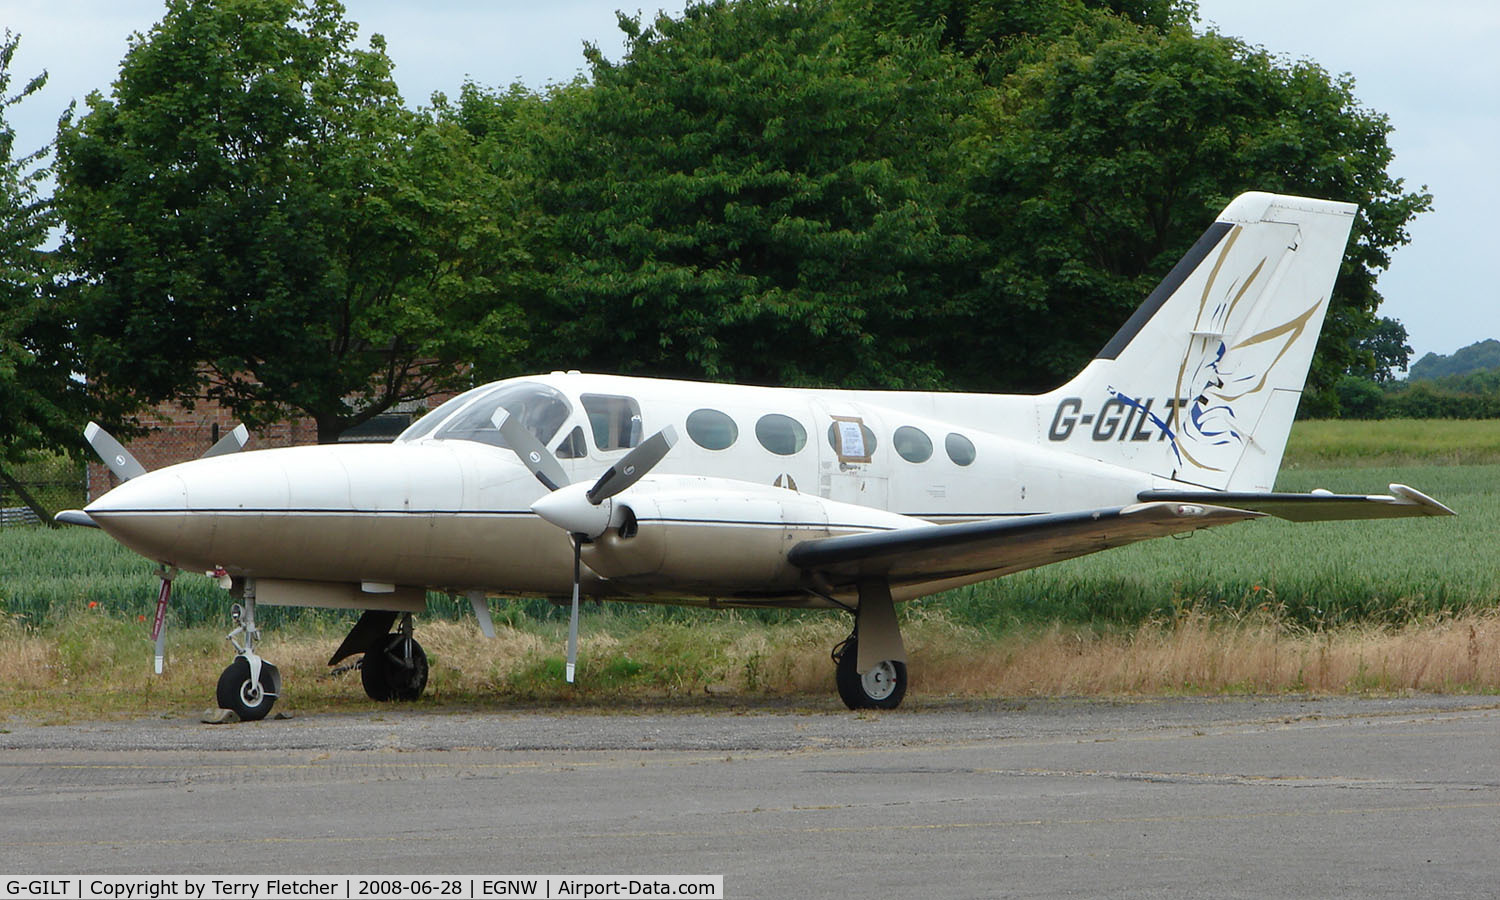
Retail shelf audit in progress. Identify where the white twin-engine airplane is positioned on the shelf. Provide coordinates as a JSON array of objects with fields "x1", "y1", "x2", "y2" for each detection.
[{"x1": 62, "y1": 192, "x2": 1453, "y2": 718}]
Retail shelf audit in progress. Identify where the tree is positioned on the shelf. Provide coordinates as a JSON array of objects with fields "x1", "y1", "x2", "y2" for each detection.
[
  {"x1": 838, "y1": 0, "x2": 1195, "y2": 78},
  {"x1": 952, "y1": 17, "x2": 1430, "y2": 403},
  {"x1": 54, "y1": 0, "x2": 527, "y2": 443},
  {"x1": 0, "y1": 31, "x2": 91, "y2": 523},
  {"x1": 1347, "y1": 316, "x2": 1411, "y2": 384},
  {"x1": 519, "y1": 0, "x2": 978, "y2": 388}
]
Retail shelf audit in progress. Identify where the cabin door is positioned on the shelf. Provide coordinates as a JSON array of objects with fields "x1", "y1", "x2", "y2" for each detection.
[{"x1": 812, "y1": 401, "x2": 889, "y2": 510}]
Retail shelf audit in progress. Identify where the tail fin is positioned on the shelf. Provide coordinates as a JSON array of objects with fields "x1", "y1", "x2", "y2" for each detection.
[{"x1": 1039, "y1": 192, "x2": 1357, "y2": 491}]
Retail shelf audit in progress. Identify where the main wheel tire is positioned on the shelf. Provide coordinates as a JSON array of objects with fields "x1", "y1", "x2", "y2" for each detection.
[
  {"x1": 360, "y1": 635, "x2": 428, "y2": 702},
  {"x1": 216, "y1": 657, "x2": 279, "y2": 721},
  {"x1": 834, "y1": 637, "x2": 907, "y2": 710}
]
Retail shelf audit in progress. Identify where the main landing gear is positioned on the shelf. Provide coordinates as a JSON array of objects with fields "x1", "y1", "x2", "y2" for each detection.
[
  {"x1": 832, "y1": 579, "x2": 909, "y2": 710},
  {"x1": 833, "y1": 633, "x2": 907, "y2": 710},
  {"x1": 329, "y1": 610, "x2": 429, "y2": 703},
  {"x1": 217, "y1": 580, "x2": 281, "y2": 721},
  {"x1": 360, "y1": 615, "x2": 428, "y2": 701}
]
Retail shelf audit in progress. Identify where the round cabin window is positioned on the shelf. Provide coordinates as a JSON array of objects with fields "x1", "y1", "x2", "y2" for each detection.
[
  {"x1": 893, "y1": 426, "x2": 933, "y2": 463},
  {"x1": 755, "y1": 414, "x2": 807, "y2": 456},
  {"x1": 945, "y1": 432, "x2": 976, "y2": 466},
  {"x1": 686, "y1": 408, "x2": 739, "y2": 450}
]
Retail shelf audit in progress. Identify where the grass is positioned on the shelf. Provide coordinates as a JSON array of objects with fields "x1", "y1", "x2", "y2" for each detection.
[
  {"x1": 2, "y1": 418, "x2": 1498, "y2": 717},
  {"x1": 5, "y1": 608, "x2": 1497, "y2": 720},
  {"x1": 919, "y1": 462, "x2": 1496, "y2": 631},
  {"x1": 1283, "y1": 418, "x2": 1500, "y2": 467}
]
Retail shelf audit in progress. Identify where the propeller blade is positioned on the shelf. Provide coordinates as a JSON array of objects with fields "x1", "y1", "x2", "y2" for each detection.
[
  {"x1": 201, "y1": 423, "x2": 250, "y2": 458},
  {"x1": 492, "y1": 408, "x2": 569, "y2": 492},
  {"x1": 566, "y1": 538, "x2": 581, "y2": 684},
  {"x1": 84, "y1": 422, "x2": 147, "y2": 482},
  {"x1": 586, "y1": 425, "x2": 678, "y2": 504}
]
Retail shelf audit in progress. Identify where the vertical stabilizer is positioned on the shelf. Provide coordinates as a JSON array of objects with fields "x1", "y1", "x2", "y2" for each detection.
[{"x1": 1038, "y1": 193, "x2": 1357, "y2": 491}]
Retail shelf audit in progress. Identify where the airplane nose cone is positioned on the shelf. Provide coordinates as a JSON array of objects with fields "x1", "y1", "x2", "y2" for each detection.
[
  {"x1": 86, "y1": 470, "x2": 189, "y2": 514},
  {"x1": 84, "y1": 469, "x2": 191, "y2": 562}
]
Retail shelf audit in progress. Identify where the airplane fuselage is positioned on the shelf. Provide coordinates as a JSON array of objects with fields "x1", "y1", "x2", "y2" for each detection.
[{"x1": 86, "y1": 372, "x2": 1174, "y2": 607}]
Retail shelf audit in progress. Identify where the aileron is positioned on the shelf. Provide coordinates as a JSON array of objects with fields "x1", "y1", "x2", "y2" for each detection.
[{"x1": 1138, "y1": 483, "x2": 1455, "y2": 522}]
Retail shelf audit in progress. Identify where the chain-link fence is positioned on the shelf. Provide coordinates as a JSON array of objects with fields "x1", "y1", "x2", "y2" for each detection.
[{"x1": 0, "y1": 454, "x2": 87, "y2": 526}]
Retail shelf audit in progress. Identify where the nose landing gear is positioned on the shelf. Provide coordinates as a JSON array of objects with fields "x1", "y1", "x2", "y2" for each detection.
[{"x1": 216, "y1": 584, "x2": 281, "y2": 721}]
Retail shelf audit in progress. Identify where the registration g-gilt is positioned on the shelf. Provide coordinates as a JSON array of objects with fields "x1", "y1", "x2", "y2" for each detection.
[{"x1": 60, "y1": 192, "x2": 1455, "y2": 716}]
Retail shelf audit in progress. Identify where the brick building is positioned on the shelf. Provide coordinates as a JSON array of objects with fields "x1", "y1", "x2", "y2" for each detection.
[{"x1": 85, "y1": 395, "x2": 453, "y2": 501}]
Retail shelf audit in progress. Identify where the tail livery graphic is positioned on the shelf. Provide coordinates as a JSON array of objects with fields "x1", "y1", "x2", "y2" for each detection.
[{"x1": 1042, "y1": 193, "x2": 1356, "y2": 492}]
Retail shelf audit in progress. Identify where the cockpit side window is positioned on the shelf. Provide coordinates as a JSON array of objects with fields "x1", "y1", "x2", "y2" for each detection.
[
  {"x1": 582, "y1": 394, "x2": 643, "y2": 451},
  {"x1": 555, "y1": 425, "x2": 588, "y2": 459},
  {"x1": 421, "y1": 382, "x2": 572, "y2": 449}
]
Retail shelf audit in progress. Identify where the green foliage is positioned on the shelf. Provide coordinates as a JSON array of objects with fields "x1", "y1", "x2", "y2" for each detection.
[
  {"x1": 1382, "y1": 375, "x2": 1500, "y2": 419},
  {"x1": 1346, "y1": 316, "x2": 1411, "y2": 384},
  {"x1": 1327, "y1": 367, "x2": 1500, "y2": 420},
  {"x1": 514, "y1": 0, "x2": 978, "y2": 388},
  {"x1": 53, "y1": 0, "x2": 528, "y2": 442},
  {"x1": 838, "y1": 0, "x2": 1197, "y2": 79},
  {"x1": 1409, "y1": 339, "x2": 1500, "y2": 381},
  {"x1": 23, "y1": 0, "x2": 1426, "y2": 429},
  {"x1": 0, "y1": 31, "x2": 94, "y2": 517},
  {"x1": 1333, "y1": 374, "x2": 1387, "y2": 419},
  {"x1": 955, "y1": 19, "x2": 1429, "y2": 395}
]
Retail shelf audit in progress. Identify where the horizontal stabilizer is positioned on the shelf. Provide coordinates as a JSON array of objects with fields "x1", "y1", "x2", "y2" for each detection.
[
  {"x1": 1137, "y1": 483, "x2": 1455, "y2": 521},
  {"x1": 788, "y1": 501, "x2": 1262, "y2": 585}
]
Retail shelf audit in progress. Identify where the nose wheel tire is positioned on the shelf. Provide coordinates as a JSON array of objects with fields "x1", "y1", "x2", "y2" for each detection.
[
  {"x1": 361, "y1": 635, "x2": 429, "y2": 702},
  {"x1": 216, "y1": 656, "x2": 280, "y2": 721},
  {"x1": 833, "y1": 636, "x2": 907, "y2": 710}
]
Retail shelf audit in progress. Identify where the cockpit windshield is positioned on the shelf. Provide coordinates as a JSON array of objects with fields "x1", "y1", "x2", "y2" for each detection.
[
  {"x1": 394, "y1": 386, "x2": 492, "y2": 443},
  {"x1": 394, "y1": 381, "x2": 572, "y2": 450}
]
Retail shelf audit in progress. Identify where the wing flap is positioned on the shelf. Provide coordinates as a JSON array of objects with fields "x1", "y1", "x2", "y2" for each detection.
[
  {"x1": 1137, "y1": 483, "x2": 1455, "y2": 522},
  {"x1": 787, "y1": 501, "x2": 1262, "y2": 585}
]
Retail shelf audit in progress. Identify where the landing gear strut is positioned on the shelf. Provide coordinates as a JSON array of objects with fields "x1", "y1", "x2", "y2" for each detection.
[
  {"x1": 216, "y1": 579, "x2": 281, "y2": 721},
  {"x1": 832, "y1": 579, "x2": 908, "y2": 710}
]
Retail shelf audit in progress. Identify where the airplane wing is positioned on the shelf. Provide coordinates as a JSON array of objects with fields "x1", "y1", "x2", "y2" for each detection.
[
  {"x1": 786, "y1": 501, "x2": 1262, "y2": 585},
  {"x1": 1137, "y1": 483, "x2": 1455, "y2": 521}
]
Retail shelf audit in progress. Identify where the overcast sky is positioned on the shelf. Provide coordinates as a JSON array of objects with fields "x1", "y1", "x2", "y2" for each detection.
[{"x1": 5, "y1": 0, "x2": 1495, "y2": 364}]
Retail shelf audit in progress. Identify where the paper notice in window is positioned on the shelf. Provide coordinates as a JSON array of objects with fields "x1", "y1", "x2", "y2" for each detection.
[{"x1": 837, "y1": 420, "x2": 865, "y2": 458}]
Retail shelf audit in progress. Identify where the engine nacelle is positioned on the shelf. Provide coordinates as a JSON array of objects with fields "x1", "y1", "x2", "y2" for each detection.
[{"x1": 579, "y1": 475, "x2": 918, "y2": 593}]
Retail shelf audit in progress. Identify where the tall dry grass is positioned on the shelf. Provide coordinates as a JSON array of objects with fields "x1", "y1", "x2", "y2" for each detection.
[
  {"x1": 5, "y1": 610, "x2": 1496, "y2": 720},
  {"x1": 906, "y1": 609, "x2": 1500, "y2": 696}
]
